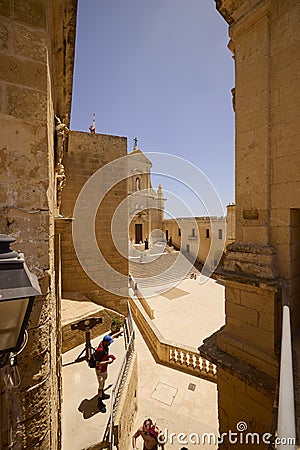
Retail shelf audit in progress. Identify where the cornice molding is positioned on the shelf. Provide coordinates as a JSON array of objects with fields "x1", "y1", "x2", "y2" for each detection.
[{"x1": 230, "y1": 0, "x2": 271, "y2": 40}]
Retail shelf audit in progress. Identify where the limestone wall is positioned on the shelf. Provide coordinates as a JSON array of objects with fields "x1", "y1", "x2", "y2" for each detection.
[
  {"x1": 205, "y1": 0, "x2": 300, "y2": 444},
  {"x1": 163, "y1": 215, "x2": 229, "y2": 268},
  {"x1": 217, "y1": 366, "x2": 274, "y2": 449},
  {"x1": 230, "y1": 0, "x2": 300, "y2": 281},
  {"x1": 162, "y1": 219, "x2": 181, "y2": 249},
  {"x1": 215, "y1": 0, "x2": 300, "y2": 354},
  {"x1": 114, "y1": 353, "x2": 138, "y2": 450},
  {"x1": 218, "y1": 282, "x2": 280, "y2": 377},
  {"x1": 61, "y1": 299, "x2": 124, "y2": 353},
  {"x1": 0, "y1": 0, "x2": 77, "y2": 448},
  {"x1": 60, "y1": 131, "x2": 129, "y2": 315}
]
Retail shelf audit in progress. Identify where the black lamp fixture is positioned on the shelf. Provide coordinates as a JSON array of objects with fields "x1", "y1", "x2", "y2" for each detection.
[{"x1": 0, "y1": 234, "x2": 41, "y2": 368}]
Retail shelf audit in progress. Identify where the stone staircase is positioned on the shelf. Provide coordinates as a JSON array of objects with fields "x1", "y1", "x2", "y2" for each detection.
[{"x1": 130, "y1": 251, "x2": 199, "y2": 291}]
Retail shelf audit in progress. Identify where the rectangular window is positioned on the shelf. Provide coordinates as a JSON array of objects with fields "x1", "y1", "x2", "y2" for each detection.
[
  {"x1": 206, "y1": 229, "x2": 210, "y2": 238},
  {"x1": 178, "y1": 228, "x2": 181, "y2": 236},
  {"x1": 218, "y1": 229, "x2": 223, "y2": 239},
  {"x1": 192, "y1": 228, "x2": 195, "y2": 237}
]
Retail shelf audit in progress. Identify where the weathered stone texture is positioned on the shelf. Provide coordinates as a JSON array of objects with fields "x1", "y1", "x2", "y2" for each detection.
[
  {"x1": 0, "y1": 0, "x2": 77, "y2": 448},
  {"x1": 201, "y1": 333, "x2": 276, "y2": 448},
  {"x1": 6, "y1": 84, "x2": 48, "y2": 120},
  {"x1": 0, "y1": 0, "x2": 10, "y2": 17},
  {"x1": 0, "y1": 19, "x2": 9, "y2": 50},
  {"x1": 231, "y1": 1, "x2": 300, "y2": 252},
  {"x1": 13, "y1": 23, "x2": 47, "y2": 63},
  {"x1": 60, "y1": 131, "x2": 129, "y2": 315},
  {"x1": 205, "y1": 0, "x2": 300, "y2": 444},
  {"x1": 13, "y1": 0, "x2": 46, "y2": 28},
  {"x1": 114, "y1": 353, "x2": 138, "y2": 450},
  {"x1": 0, "y1": 53, "x2": 46, "y2": 89}
]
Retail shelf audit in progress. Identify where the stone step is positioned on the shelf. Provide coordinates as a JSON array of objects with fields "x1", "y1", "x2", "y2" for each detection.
[{"x1": 130, "y1": 251, "x2": 199, "y2": 289}]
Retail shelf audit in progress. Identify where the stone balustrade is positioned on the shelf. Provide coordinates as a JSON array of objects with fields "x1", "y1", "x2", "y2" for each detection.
[
  {"x1": 129, "y1": 277, "x2": 155, "y2": 319},
  {"x1": 129, "y1": 294, "x2": 217, "y2": 383}
]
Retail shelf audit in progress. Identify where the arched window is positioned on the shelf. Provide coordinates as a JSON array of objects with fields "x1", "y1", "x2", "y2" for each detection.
[{"x1": 136, "y1": 177, "x2": 141, "y2": 190}]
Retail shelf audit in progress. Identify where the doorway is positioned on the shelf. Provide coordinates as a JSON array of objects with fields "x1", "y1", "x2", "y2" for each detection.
[
  {"x1": 165, "y1": 229, "x2": 169, "y2": 242},
  {"x1": 135, "y1": 224, "x2": 143, "y2": 243},
  {"x1": 291, "y1": 209, "x2": 300, "y2": 334}
]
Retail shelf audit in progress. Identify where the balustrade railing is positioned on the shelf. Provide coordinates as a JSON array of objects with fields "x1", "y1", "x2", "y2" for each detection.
[
  {"x1": 129, "y1": 275, "x2": 155, "y2": 319},
  {"x1": 168, "y1": 345, "x2": 216, "y2": 381},
  {"x1": 104, "y1": 304, "x2": 135, "y2": 449},
  {"x1": 129, "y1": 294, "x2": 217, "y2": 383}
]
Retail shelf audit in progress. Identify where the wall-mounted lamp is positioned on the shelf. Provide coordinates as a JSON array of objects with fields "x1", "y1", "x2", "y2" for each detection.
[{"x1": 0, "y1": 234, "x2": 41, "y2": 368}]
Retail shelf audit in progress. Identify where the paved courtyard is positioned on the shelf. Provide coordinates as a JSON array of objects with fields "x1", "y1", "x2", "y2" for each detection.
[
  {"x1": 130, "y1": 326, "x2": 219, "y2": 450},
  {"x1": 62, "y1": 254, "x2": 225, "y2": 449},
  {"x1": 129, "y1": 271, "x2": 225, "y2": 449},
  {"x1": 146, "y1": 275, "x2": 225, "y2": 348}
]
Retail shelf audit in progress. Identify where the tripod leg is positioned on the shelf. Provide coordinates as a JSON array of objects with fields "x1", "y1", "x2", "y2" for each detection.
[
  {"x1": 75, "y1": 346, "x2": 87, "y2": 361},
  {"x1": 86, "y1": 330, "x2": 92, "y2": 361},
  {"x1": 74, "y1": 329, "x2": 93, "y2": 362}
]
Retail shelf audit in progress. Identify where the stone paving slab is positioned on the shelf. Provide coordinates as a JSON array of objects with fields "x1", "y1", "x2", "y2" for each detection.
[
  {"x1": 150, "y1": 382, "x2": 178, "y2": 406},
  {"x1": 62, "y1": 333, "x2": 125, "y2": 450},
  {"x1": 130, "y1": 326, "x2": 218, "y2": 450},
  {"x1": 146, "y1": 276, "x2": 225, "y2": 348}
]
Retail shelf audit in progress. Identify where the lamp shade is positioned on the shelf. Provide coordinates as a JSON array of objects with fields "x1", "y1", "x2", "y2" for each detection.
[
  {"x1": 0, "y1": 296, "x2": 32, "y2": 352},
  {"x1": 0, "y1": 235, "x2": 41, "y2": 354}
]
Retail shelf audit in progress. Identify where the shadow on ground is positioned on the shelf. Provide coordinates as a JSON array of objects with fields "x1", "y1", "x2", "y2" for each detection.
[{"x1": 78, "y1": 385, "x2": 113, "y2": 419}]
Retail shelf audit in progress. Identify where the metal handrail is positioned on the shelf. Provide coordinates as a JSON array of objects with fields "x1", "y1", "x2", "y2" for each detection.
[
  {"x1": 277, "y1": 284, "x2": 296, "y2": 449},
  {"x1": 107, "y1": 305, "x2": 135, "y2": 449}
]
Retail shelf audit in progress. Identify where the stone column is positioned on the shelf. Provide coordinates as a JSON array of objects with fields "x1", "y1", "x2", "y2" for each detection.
[{"x1": 199, "y1": 0, "x2": 300, "y2": 446}]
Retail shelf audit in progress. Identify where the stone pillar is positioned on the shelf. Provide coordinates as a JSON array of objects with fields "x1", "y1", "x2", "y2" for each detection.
[
  {"x1": 232, "y1": 0, "x2": 272, "y2": 246},
  {"x1": 200, "y1": 0, "x2": 300, "y2": 446},
  {"x1": 157, "y1": 183, "x2": 165, "y2": 230}
]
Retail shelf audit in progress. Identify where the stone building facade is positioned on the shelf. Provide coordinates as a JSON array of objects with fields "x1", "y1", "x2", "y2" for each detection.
[
  {"x1": 200, "y1": 0, "x2": 300, "y2": 447},
  {"x1": 163, "y1": 204, "x2": 235, "y2": 270},
  {"x1": 128, "y1": 145, "x2": 165, "y2": 244},
  {"x1": 0, "y1": 0, "x2": 77, "y2": 448},
  {"x1": 0, "y1": 0, "x2": 131, "y2": 448}
]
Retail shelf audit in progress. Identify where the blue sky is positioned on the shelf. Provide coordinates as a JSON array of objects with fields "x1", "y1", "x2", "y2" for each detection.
[{"x1": 71, "y1": 0, "x2": 235, "y2": 217}]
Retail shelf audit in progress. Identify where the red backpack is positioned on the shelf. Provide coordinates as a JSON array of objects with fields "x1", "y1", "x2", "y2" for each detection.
[
  {"x1": 88, "y1": 343, "x2": 106, "y2": 369},
  {"x1": 88, "y1": 342, "x2": 116, "y2": 369},
  {"x1": 95, "y1": 343, "x2": 116, "y2": 372}
]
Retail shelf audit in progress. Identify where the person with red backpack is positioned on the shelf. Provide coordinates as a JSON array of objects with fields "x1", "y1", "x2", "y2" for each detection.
[{"x1": 95, "y1": 335, "x2": 117, "y2": 413}]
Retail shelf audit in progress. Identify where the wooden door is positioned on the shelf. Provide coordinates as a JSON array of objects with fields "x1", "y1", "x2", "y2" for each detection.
[{"x1": 135, "y1": 224, "x2": 143, "y2": 243}]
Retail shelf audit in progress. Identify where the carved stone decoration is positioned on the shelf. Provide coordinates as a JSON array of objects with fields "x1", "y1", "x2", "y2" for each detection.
[
  {"x1": 55, "y1": 116, "x2": 69, "y2": 214},
  {"x1": 231, "y1": 87, "x2": 235, "y2": 112},
  {"x1": 56, "y1": 162, "x2": 66, "y2": 212}
]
